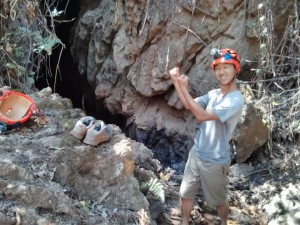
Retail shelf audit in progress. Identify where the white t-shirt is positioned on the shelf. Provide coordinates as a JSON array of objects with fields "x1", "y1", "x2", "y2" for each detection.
[{"x1": 194, "y1": 89, "x2": 244, "y2": 164}]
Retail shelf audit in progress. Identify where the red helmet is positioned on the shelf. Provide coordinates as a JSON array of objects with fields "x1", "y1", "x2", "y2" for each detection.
[{"x1": 210, "y1": 48, "x2": 241, "y2": 73}]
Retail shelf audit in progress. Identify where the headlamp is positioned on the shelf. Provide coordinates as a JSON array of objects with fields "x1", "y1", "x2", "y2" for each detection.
[
  {"x1": 210, "y1": 48, "x2": 222, "y2": 59},
  {"x1": 210, "y1": 48, "x2": 238, "y2": 61}
]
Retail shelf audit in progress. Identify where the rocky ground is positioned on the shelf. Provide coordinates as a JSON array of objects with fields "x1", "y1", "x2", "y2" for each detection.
[{"x1": 0, "y1": 88, "x2": 299, "y2": 225}]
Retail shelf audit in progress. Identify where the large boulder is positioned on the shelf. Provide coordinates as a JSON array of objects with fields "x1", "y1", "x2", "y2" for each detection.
[{"x1": 234, "y1": 103, "x2": 269, "y2": 163}]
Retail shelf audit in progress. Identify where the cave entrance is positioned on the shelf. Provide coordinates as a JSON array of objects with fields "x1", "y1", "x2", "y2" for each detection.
[
  {"x1": 35, "y1": 0, "x2": 126, "y2": 128},
  {"x1": 35, "y1": 0, "x2": 82, "y2": 108}
]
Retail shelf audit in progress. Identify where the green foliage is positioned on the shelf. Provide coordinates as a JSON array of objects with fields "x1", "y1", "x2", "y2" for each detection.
[
  {"x1": 34, "y1": 36, "x2": 59, "y2": 55},
  {"x1": 1, "y1": 27, "x2": 60, "y2": 87},
  {"x1": 14, "y1": 46, "x2": 25, "y2": 58},
  {"x1": 17, "y1": 27, "x2": 60, "y2": 55},
  {"x1": 6, "y1": 62, "x2": 25, "y2": 77},
  {"x1": 0, "y1": 0, "x2": 63, "y2": 90},
  {"x1": 140, "y1": 178, "x2": 165, "y2": 203}
]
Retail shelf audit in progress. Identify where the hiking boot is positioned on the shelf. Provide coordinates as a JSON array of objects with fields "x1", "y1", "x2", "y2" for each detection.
[
  {"x1": 70, "y1": 116, "x2": 96, "y2": 140},
  {"x1": 83, "y1": 120, "x2": 113, "y2": 146}
]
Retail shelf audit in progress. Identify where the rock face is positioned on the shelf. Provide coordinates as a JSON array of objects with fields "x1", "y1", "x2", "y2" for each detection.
[
  {"x1": 0, "y1": 88, "x2": 163, "y2": 225},
  {"x1": 69, "y1": 0, "x2": 290, "y2": 165},
  {"x1": 234, "y1": 103, "x2": 269, "y2": 163}
]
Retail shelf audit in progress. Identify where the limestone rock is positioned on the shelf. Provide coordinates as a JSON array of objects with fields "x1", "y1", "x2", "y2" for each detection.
[
  {"x1": 0, "y1": 88, "x2": 160, "y2": 224},
  {"x1": 235, "y1": 103, "x2": 269, "y2": 162}
]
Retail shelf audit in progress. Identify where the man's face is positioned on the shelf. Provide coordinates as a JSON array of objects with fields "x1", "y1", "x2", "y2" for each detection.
[{"x1": 214, "y1": 63, "x2": 236, "y2": 85}]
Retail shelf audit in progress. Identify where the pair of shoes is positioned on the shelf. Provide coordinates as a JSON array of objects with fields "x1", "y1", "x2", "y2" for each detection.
[
  {"x1": 70, "y1": 116, "x2": 113, "y2": 146},
  {"x1": 83, "y1": 120, "x2": 113, "y2": 146},
  {"x1": 70, "y1": 116, "x2": 95, "y2": 140}
]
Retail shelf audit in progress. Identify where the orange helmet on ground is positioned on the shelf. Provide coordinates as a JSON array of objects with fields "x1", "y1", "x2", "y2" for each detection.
[
  {"x1": 0, "y1": 90, "x2": 36, "y2": 133},
  {"x1": 210, "y1": 48, "x2": 241, "y2": 73}
]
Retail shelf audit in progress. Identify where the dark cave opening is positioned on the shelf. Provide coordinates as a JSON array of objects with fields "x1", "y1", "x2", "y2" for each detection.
[
  {"x1": 35, "y1": 0, "x2": 126, "y2": 128},
  {"x1": 35, "y1": 0, "x2": 82, "y2": 108}
]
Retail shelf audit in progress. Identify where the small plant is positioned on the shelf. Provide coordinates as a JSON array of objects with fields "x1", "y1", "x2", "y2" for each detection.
[{"x1": 140, "y1": 177, "x2": 165, "y2": 203}]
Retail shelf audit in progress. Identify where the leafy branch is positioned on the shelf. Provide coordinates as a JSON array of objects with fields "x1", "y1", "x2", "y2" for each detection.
[{"x1": 0, "y1": 0, "x2": 66, "y2": 92}]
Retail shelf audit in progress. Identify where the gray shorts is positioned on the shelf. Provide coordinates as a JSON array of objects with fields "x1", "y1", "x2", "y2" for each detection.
[{"x1": 179, "y1": 147, "x2": 230, "y2": 207}]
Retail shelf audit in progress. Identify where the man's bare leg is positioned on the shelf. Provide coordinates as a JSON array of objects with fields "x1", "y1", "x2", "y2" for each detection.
[
  {"x1": 216, "y1": 201, "x2": 229, "y2": 225},
  {"x1": 180, "y1": 198, "x2": 193, "y2": 225}
]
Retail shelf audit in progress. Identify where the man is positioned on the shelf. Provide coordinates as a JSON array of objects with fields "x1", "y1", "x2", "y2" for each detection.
[{"x1": 170, "y1": 48, "x2": 245, "y2": 225}]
